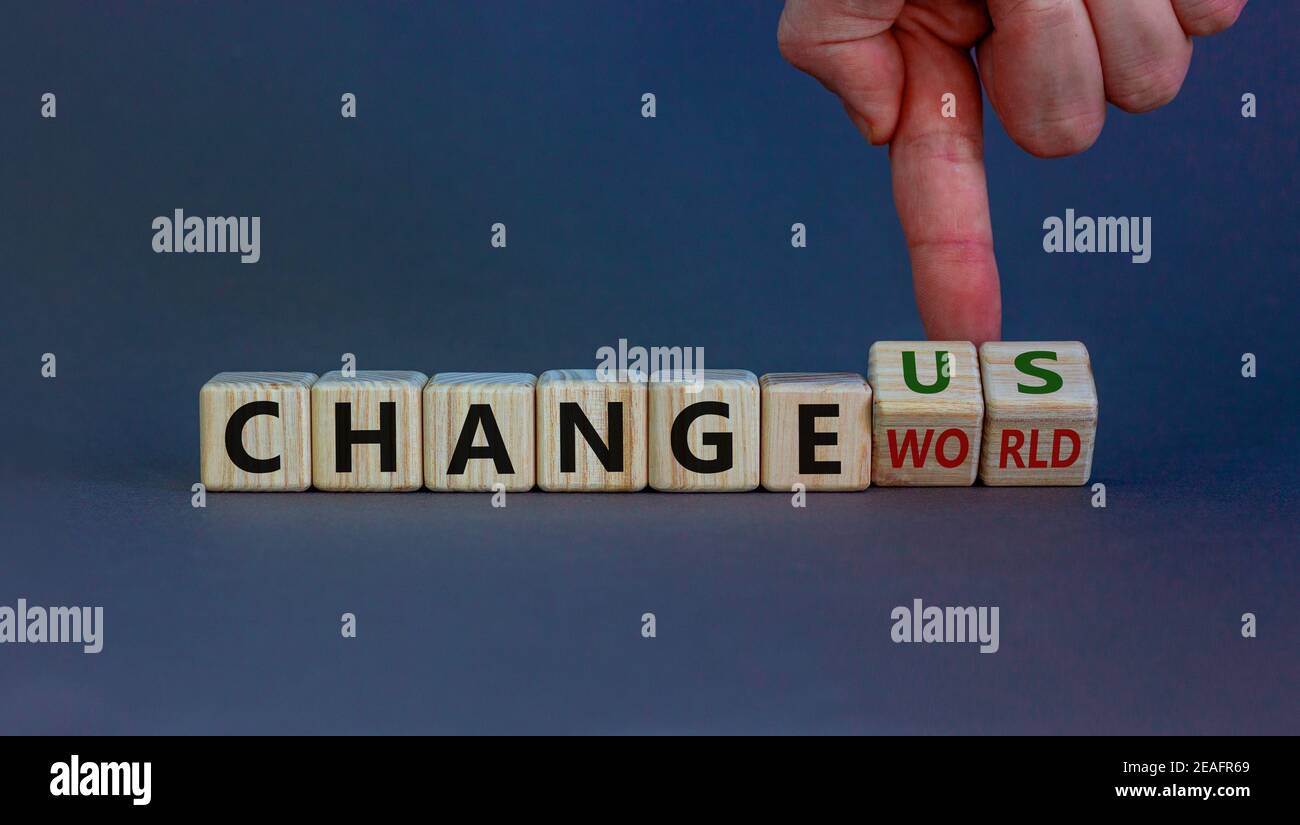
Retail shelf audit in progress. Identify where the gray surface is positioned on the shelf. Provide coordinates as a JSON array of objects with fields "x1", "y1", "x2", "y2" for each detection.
[
  {"x1": 3, "y1": 464, "x2": 1296, "y2": 734},
  {"x1": 0, "y1": 2, "x2": 1296, "y2": 733}
]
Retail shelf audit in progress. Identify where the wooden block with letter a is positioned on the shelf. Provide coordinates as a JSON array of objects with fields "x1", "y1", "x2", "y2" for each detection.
[
  {"x1": 649, "y1": 370, "x2": 760, "y2": 492},
  {"x1": 311, "y1": 370, "x2": 427, "y2": 491},
  {"x1": 760, "y1": 372, "x2": 871, "y2": 491},
  {"x1": 424, "y1": 372, "x2": 536, "y2": 491},
  {"x1": 978, "y1": 342, "x2": 1098, "y2": 485},
  {"x1": 536, "y1": 370, "x2": 647, "y2": 491},
  {"x1": 867, "y1": 341, "x2": 983, "y2": 486},
  {"x1": 199, "y1": 372, "x2": 317, "y2": 491}
]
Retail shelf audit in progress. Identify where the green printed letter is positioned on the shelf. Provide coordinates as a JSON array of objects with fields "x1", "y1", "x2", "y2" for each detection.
[
  {"x1": 902, "y1": 351, "x2": 950, "y2": 394},
  {"x1": 1014, "y1": 351, "x2": 1063, "y2": 394}
]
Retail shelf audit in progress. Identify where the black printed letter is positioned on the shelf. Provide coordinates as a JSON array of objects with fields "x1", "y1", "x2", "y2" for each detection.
[
  {"x1": 335, "y1": 401, "x2": 397, "y2": 472},
  {"x1": 670, "y1": 401, "x2": 732, "y2": 473}
]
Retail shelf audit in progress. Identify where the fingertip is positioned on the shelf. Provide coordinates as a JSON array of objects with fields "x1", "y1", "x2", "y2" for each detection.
[
  {"x1": 912, "y1": 243, "x2": 1003, "y2": 347},
  {"x1": 1008, "y1": 107, "x2": 1106, "y2": 158},
  {"x1": 1173, "y1": 0, "x2": 1245, "y2": 36},
  {"x1": 922, "y1": 311, "x2": 1001, "y2": 348}
]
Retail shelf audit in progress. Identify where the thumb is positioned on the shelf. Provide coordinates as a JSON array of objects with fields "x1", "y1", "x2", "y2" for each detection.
[
  {"x1": 778, "y1": 0, "x2": 905, "y2": 144},
  {"x1": 888, "y1": 27, "x2": 1001, "y2": 344}
]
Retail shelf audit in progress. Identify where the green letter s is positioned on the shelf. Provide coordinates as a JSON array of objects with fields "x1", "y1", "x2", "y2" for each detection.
[{"x1": 1014, "y1": 351, "x2": 1063, "y2": 394}]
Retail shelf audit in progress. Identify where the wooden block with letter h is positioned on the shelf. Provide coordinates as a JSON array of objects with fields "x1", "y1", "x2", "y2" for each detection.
[
  {"x1": 200, "y1": 372, "x2": 317, "y2": 491},
  {"x1": 760, "y1": 373, "x2": 871, "y2": 491},
  {"x1": 536, "y1": 370, "x2": 647, "y2": 491},
  {"x1": 867, "y1": 342, "x2": 983, "y2": 486},
  {"x1": 978, "y1": 342, "x2": 1097, "y2": 485},
  {"x1": 311, "y1": 370, "x2": 427, "y2": 491},
  {"x1": 424, "y1": 372, "x2": 536, "y2": 491},
  {"x1": 649, "y1": 370, "x2": 760, "y2": 492}
]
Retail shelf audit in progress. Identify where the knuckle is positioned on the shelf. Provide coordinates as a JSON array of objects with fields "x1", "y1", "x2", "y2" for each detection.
[
  {"x1": 776, "y1": 17, "x2": 811, "y2": 65},
  {"x1": 776, "y1": 5, "x2": 822, "y2": 67},
  {"x1": 891, "y1": 129, "x2": 984, "y2": 165},
  {"x1": 998, "y1": 0, "x2": 1077, "y2": 28}
]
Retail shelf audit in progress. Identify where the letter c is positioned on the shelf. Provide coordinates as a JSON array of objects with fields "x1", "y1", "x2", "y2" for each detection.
[{"x1": 225, "y1": 400, "x2": 281, "y2": 473}]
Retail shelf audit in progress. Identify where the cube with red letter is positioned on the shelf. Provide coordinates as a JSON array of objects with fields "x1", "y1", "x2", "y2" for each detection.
[
  {"x1": 978, "y1": 342, "x2": 1098, "y2": 486},
  {"x1": 867, "y1": 341, "x2": 983, "y2": 486}
]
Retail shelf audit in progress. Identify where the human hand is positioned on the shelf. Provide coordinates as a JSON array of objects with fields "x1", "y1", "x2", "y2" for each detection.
[{"x1": 778, "y1": 0, "x2": 1245, "y2": 343}]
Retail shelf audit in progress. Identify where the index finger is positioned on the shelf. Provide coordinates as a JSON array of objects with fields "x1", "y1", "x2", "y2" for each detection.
[{"x1": 888, "y1": 26, "x2": 1001, "y2": 344}]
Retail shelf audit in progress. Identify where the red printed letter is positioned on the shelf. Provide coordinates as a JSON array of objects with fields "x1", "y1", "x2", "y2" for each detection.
[
  {"x1": 999, "y1": 429, "x2": 1025, "y2": 469},
  {"x1": 1027, "y1": 429, "x2": 1049, "y2": 469},
  {"x1": 888, "y1": 429, "x2": 935, "y2": 468},
  {"x1": 1051, "y1": 429, "x2": 1081, "y2": 467},
  {"x1": 934, "y1": 428, "x2": 969, "y2": 468}
]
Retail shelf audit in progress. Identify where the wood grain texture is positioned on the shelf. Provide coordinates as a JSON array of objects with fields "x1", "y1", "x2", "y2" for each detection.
[
  {"x1": 537, "y1": 369, "x2": 647, "y2": 491},
  {"x1": 199, "y1": 372, "x2": 317, "y2": 491},
  {"x1": 760, "y1": 372, "x2": 871, "y2": 492},
  {"x1": 978, "y1": 341, "x2": 1098, "y2": 486},
  {"x1": 867, "y1": 341, "x2": 983, "y2": 486},
  {"x1": 424, "y1": 372, "x2": 536, "y2": 492},
  {"x1": 311, "y1": 370, "x2": 427, "y2": 491},
  {"x1": 649, "y1": 369, "x2": 759, "y2": 492}
]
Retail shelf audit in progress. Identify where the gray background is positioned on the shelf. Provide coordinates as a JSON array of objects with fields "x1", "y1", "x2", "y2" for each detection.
[{"x1": 0, "y1": 2, "x2": 1295, "y2": 733}]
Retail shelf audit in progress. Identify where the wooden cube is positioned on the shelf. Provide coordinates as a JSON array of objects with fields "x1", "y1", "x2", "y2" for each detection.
[
  {"x1": 311, "y1": 370, "x2": 427, "y2": 491},
  {"x1": 978, "y1": 341, "x2": 1098, "y2": 486},
  {"x1": 867, "y1": 341, "x2": 983, "y2": 486},
  {"x1": 536, "y1": 370, "x2": 647, "y2": 491},
  {"x1": 760, "y1": 373, "x2": 871, "y2": 492},
  {"x1": 649, "y1": 370, "x2": 759, "y2": 492},
  {"x1": 199, "y1": 372, "x2": 317, "y2": 491},
  {"x1": 424, "y1": 372, "x2": 536, "y2": 491}
]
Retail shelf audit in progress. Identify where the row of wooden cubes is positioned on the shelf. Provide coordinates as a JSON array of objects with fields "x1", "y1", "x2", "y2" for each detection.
[{"x1": 199, "y1": 341, "x2": 1097, "y2": 492}]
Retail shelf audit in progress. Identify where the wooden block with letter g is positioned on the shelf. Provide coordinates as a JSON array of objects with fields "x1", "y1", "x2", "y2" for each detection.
[
  {"x1": 760, "y1": 372, "x2": 871, "y2": 491},
  {"x1": 867, "y1": 341, "x2": 983, "y2": 486},
  {"x1": 978, "y1": 342, "x2": 1098, "y2": 486},
  {"x1": 536, "y1": 370, "x2": 647, "y2": 491},
  {"x1": 311, "y1": 370, "x2": 427, "y2": 491},
  {"x1": 424, "y1": 372, "x2": 536, "y2": 491},
  {"x1": 199, "y1": 372, "x2": 317, "y2": 491},
  {"x1": 649, "y1": 369, "x2": 760, "y2": 492}
]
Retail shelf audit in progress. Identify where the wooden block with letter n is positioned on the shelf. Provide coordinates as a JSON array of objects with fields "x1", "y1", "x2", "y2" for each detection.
[
  {"x1": 649, "y1": 370, "x2": 760, "y2": 492},
  {"x1": 424, "y1": 372, "x2": 536, "y2": 491},
  {"x1": 759, "y1": 372, "x2": 871, "y2": 491},
  {"x1": 199, "y1": 372, "x2": 317, "y2": 491},
  {"x1": 536, "y1": 370, "x2": 647, "y2": 491},
  {"x1": 311, "y1": 370, "x2": 427, "y2": 491},
  {"x1": 867, "y1": 341, "x2": 983, "y2": 486},
  {"x1": 978, "y1": 342, "x2": 1098, "y2": 485}
]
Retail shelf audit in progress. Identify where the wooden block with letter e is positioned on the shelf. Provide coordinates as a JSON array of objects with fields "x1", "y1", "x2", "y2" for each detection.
[
  {"x1": 978, "y1": 342, "x2": 1098, "y2": 485},
  {"x1": 199, "y1": 372, "x2": 317, "y2": 491},
  {"x1": 311, "y1": 370, "x2": 427, "y2": 491},
  {"x1": 649, "y1": 370, "x2": 760, "y2": 492},
  {"x1": 867, "y1": 341, "x2": 983, "y2": 486},
  {"x1": 536, "y1": 370, "x2": 647, "y2": 491},
  {"x1": 424, "y1": 372, "x2": 536, "y2": 491},
  {"x1": 760, "y1": 372, "x2": 871, "y2": 491}
]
